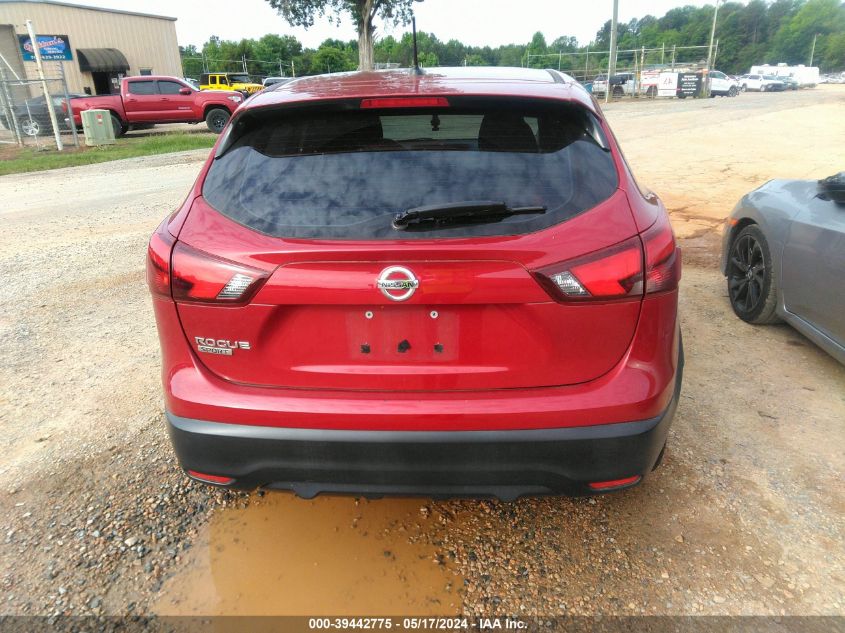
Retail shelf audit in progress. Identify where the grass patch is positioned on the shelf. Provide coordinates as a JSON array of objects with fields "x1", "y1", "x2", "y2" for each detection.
[{"x1": 0, "y1": 132, "x2": 216, "y2": 176}]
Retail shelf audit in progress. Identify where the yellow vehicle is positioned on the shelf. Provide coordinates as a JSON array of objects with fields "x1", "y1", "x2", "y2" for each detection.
[{"x1": 199, "y1": 73, "x2": 263, "y2": 97}]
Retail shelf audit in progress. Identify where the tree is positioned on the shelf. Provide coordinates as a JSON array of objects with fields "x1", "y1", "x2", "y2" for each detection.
[{"x1": 267, "y1": 0, "x2": 421, "y2": 71}]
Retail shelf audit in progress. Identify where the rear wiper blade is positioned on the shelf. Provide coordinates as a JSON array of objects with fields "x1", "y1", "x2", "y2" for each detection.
[{"x1": 392, "y1": 200, "x2": 546, "y2": 231}]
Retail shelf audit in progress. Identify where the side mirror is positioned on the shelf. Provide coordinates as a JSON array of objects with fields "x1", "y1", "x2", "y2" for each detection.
[{"x1": 179, "y1": 87, "x2": 192, "y2": 95}]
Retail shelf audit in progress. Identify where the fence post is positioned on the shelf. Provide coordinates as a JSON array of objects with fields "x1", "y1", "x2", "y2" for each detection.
[
  {"x1": 584, "y1": 47, "x2": 589, "y2": 81},
  {"x1": 0, "y1": 67, "x2": 24, "y2": 145},
  {"x1": 58, "y1": 62, "x2": 79, "y2": 148},
  {"x1": 25, "y1": 20, "x2": 63, "y2": 151}
]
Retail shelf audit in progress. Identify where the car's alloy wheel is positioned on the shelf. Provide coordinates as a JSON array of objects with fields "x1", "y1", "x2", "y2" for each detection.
[
  {"x1": 727, "y1": 225, "x2": 780, "y2": 324},
  {"x1": 21, "y1": 117, "x2": 42, "y2": 136}
]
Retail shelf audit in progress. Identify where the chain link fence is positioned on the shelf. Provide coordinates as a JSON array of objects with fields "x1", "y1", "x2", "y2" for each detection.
[
  {"x1": 0, "y1": 60, "x2": 79, "y2": 149},
  {"x1": 526, "y1": 44, "x2": 713, "y2": 99}
]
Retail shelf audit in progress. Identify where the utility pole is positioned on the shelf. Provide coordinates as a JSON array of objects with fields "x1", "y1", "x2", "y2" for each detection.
[
  {"x1": 705, "y1": 0, "x2": 720, "y2": 96},
  {"x1": 809, "y1": 33, "x2": 818, "y2": 66},
  {"x1": 606, "y1": 0, "x2": 619, "y2": 104},
  {"x1": 25, "y1": 20, "x2": 62, "y2": 151}
]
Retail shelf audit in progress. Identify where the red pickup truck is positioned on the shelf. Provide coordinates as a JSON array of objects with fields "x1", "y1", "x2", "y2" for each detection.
[{"x1": 67, "y1": 76, "x2": 244, "y2": 137}]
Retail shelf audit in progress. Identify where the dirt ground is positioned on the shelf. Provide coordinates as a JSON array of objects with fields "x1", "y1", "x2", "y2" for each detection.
[{"x1": 1, "y1": 86, "x2": 843, "y2": 620}]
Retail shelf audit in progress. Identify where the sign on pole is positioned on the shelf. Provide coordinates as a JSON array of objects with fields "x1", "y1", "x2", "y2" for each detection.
[{"x1": 18, "y1": 34, "x2": 73, "y2": 61}]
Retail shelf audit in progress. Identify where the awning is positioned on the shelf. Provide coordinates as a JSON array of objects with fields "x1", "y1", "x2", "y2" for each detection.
[{"x1": 77, "y1": 48, "x2": 129, "y2": 73}]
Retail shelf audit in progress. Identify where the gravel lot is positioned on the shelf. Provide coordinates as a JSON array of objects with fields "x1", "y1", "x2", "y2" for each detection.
[{"x1": 1, "y1": 87, "x2": 843, "y2": 619}]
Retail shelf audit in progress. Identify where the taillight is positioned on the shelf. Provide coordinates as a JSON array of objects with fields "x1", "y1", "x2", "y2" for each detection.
[
  {"x1": 534, "y1": 236, "x2": 644, "y2": 301},
  {"x1": 534, "y1": 214, "x2": 680, "y2": 302},
  {"x1": 170, "y1": 242, "x2": 270, "y2": 304},
  {"x1": 146, "y1": 227, "x2": 175, "y2": 299},
  {"x1": 146, "y1": 227, "x2": 270, "y2": 304},
  {"x1": 641, "y1": 214, "x2": 681, "y2": 294}
]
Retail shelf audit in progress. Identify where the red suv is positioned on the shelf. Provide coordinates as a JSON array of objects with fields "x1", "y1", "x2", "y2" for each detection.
[{"x1": 147, "y1": 67, "x2": 682, "y2": 499}]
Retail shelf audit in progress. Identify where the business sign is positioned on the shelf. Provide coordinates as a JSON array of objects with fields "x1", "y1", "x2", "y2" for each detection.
[
  {"x1": 678, "y1": 72, "x2": 702, "y2": 97},
  {"x1": 19, "y1": 34, "x2": 73, "y2": 61},
  {"x1": 657, "y1": 72, "x2": 679, "y2": 97}
]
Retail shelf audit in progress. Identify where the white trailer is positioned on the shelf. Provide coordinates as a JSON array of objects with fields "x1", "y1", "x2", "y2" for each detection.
[{"x1": 750, "y1": 64, "x2": 819, "y2": 88}]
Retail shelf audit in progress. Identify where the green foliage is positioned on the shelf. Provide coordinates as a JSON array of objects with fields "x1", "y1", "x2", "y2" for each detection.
[
  {"x1": 183, "y1": 1, "x2": 845, "y2": 79},
  {"x1": 265, "y1": 0, "x2": 420, "y2": 69}
]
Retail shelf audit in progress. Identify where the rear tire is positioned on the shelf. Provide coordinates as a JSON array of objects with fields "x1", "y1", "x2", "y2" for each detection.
[
  {"x1": 727, "y1": 225, "x2": 780, "y2": 324},
  {"x1": 110, "y1": 114, "x2": 126, "y2": 138},
  {"x1": 205, "y1": 107, "x2": 230, "y2": 134},
  {"x1": 612, "y1": 85, "x2": 624, "y2": 98}
]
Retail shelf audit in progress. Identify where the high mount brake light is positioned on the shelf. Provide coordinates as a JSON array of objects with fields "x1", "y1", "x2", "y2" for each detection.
[
  {"x1": 171, "y1": 242, "x2": 270, "y2": 304},
  {"x1": 360, "y1": 97, "x2": 450, "y2": 109},
  {"x1": 535, "y1": 236, "x2": 644, "y2": 302},
  {"x1": 145, "y1": 227, "x2": 270, "y2": 305},
  {"x1": 534, "y1": 215, "x2": 680, "y2": 302}
]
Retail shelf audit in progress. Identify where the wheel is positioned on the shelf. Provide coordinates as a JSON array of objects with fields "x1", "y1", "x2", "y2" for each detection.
[
  {"x1": 741, "y1": 85, "x2": 747, "y2": 92},
  {"x1": 646, "y1": 85, "x2": 656, "y2": 98},
  {"x1": 205, "y1": 108, "x2": 230, "y2": 134},
  {"x1": 110, "y1": 114, "x2": 126, "y2": 138},
  {"x1": 761, "y1": 85, "x2": 767, "y2": 92},
  {"x1": 612, "y1": 85, "x2": 624, "y2": 98},
  {"x1": 727, "y1": 224, "x2": 780, "y2": 324},
  {"x1": 677, "y1": 93, "x2": 687, "y2": 99},
  {"x1": 21, "y1": 117, "x2": 48, "y2": 136},
  {"x1": 728, "y1": 86, "x2": 738, "y2": 97}
]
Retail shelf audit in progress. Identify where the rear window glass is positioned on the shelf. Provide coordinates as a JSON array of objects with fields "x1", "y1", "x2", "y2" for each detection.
[{"x1": 203, "y1": 99, "x2": 618, "y2": 239}]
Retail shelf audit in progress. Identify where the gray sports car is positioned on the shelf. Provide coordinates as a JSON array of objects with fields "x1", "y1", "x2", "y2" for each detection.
[{"x1": 721, "y1": 172, "x2": 845, "y2": 364}]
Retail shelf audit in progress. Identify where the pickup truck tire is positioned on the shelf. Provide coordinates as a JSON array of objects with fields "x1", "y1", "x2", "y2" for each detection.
[
  {"x1": 110, "y1": 114, "x2": 126, "y2": 138},
  {"x1": 729, "y1": 86, "x2": 738, "y2": 97},
  {"x1": 612, "y1": 86, "x2": 624, "y2": 98},
  {"x1": 205, "y1": 108, "x2": 230, "y2": 134}
]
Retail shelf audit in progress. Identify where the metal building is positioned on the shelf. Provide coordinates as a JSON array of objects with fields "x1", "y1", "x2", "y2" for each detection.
[{"x1": 0, "y1": 0, "x2": 181, "y2": 95}]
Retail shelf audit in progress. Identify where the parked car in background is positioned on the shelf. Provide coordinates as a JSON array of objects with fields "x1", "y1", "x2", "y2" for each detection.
[
  {"x1": 0, "y1": 92, "x2": 84, "y2": 136},
  {"x1": 262, "y1": 76, "x2": 294, "y2": 88},
  {"x1": 147, "y1": 67, "x2": 683, "y2": 499},
  {"x1": 200, "y1": 72, "x2": 263, "y2": 98},
  {"x1": 779, "y1": 75, "x2": 799, "y2": 90},
  {"x1": 721, "y1": 172, "x2": 845, "y2": 365},
  {"x1": 591, "y1": 73, "x2": 608, "y2": 95},
  {"x1": 67, "y1": 76, "x2": 243, "y2": 136},
  {"x1": 183, "y1": 77, "x2": 200, "y2": 89},
  {"x1": 708, "y1": 70, "x2": 739, "y2": 97},
  {"x1": 741, "y1": 74, "x2": 785, "y2": 92},
  {"x1": 591, "y1": 72, "x2": 641, "y2": 98}
]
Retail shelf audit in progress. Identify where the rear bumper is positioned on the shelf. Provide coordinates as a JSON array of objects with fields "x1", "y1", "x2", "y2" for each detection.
[{"x1": 166, "y1": 346, "x2": 682, "y2": 500}]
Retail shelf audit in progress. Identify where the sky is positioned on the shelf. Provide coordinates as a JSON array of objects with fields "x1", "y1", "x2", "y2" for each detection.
[{"x1": 60, "y1": 0, "x2": 716, "y2": 50}]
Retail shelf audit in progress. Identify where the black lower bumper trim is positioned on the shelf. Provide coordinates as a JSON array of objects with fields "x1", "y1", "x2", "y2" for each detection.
[
  {"x1": 166, "y1": 383, "x2": 680, "y2": 500},
  {"x1": 168, "y1": 341, "x2": 682, "y2": 501}
]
